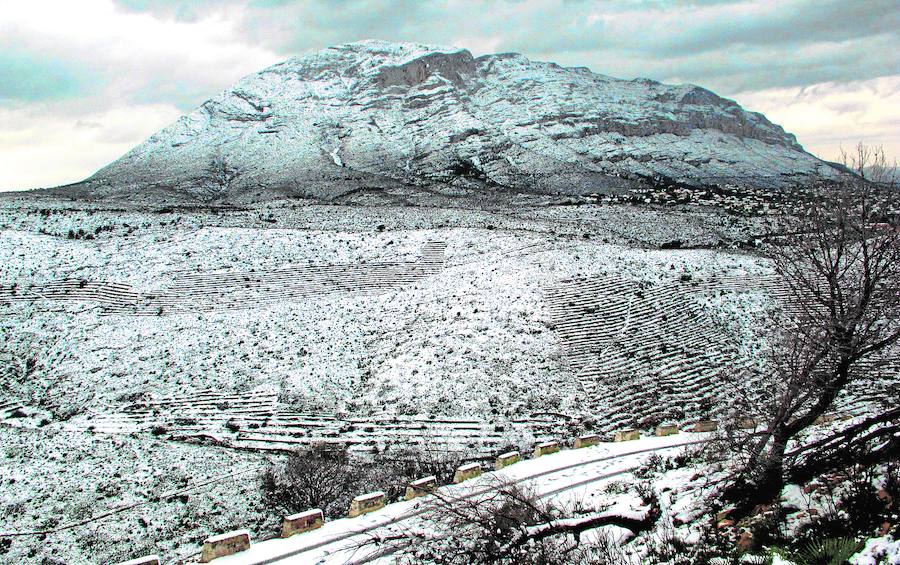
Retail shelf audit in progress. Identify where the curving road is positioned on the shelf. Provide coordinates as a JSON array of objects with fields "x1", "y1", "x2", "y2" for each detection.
[{"x1": 196, "y1": 434, "x2": 710, "y2": 565}]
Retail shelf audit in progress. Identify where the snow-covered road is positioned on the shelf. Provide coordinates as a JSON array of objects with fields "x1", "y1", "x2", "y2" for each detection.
[{"x1": 195, "y1": 433, "x2": 708, "y2": 565}]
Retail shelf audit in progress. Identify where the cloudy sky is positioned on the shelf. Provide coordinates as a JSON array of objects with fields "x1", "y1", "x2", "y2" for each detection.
[{"x1": 1, "y1": 0, "x2": 898, "y2": 190}]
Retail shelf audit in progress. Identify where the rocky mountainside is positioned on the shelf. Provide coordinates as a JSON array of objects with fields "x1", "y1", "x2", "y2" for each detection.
[{"x1": 79, "y1": 40, "x2": 836, "y2": 202}]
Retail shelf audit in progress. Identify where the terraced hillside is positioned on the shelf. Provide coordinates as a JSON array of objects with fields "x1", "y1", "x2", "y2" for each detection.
[
  {"x1": 1, "y1": 198, "x2": 897, "y2": 564},
  {"x1": 68, "y1": 387, "x2": 566, "y2": 455},
  {"x1": 0, "y1": 241, "x2": 447, "y2": 315},
  {"x1": 546, "y1": 275, "x2": 743, "y2": 431},
  {"x1": 547, "y1": 271, "x2": 898, "y2": 432}
]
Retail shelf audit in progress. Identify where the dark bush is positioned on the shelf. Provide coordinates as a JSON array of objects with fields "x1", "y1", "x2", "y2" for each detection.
[
  {"x1": 259, "y1": 444, "x2": 466, "y2": 519},
  {"x1": 260, "y1": 444, "x2": 359, "y2": 518}
]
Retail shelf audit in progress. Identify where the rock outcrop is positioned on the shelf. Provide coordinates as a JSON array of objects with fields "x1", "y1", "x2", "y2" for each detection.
[{"x1": 80, "y1": 40, "x2": 837, "y2": 201}]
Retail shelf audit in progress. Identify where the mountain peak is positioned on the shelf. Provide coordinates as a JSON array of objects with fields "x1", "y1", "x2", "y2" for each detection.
[
  {"x1": 79, "y1": 40, "x2": 836, "y2": 203},
  {"x1": 328, "y1": 39, "x2": 467, "y2": 58}
]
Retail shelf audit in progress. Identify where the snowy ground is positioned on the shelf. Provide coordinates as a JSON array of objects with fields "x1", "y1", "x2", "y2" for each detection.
[
  {"x1": 0, "y1": 197, "x2": 892, "y2": 564},
  {"x1": 182, "y1": 433, "x2": 706, "y2": 565},
  {"x1": 0, "y1": 426, "x2": 274, "y2": 564},
  {"x1": 165, "y1": 422, "x2": 898, "y2": 565}
]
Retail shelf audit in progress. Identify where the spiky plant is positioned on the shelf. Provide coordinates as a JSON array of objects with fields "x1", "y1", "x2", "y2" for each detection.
[{"x1": 792, "y1": 536, "x2": 864, "y2": 565}]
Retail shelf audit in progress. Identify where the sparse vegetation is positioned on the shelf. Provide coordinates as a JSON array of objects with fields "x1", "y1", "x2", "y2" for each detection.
[
  {"x1": 361, "y1": 477, "x2": 656, "y2": 565},
  {"x1": 1, "y1": 145, "x2": 896, "y2": 563}
]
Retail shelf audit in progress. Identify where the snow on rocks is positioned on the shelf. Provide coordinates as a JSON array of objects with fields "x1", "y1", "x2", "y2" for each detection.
[
  {"x1": 78, "y1": 40, "x2": 838, "y2": 202},
  {"x1": 851, "y1": 536, "x2": 900, "y2": 564}
]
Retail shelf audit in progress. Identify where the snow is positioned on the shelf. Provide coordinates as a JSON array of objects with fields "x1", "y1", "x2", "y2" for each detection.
[
  {"x1": 1, "y1": 197, "x2": 893, "y2": 563},
  {"x1": 353, "y1": 492, "x2": 386, "y2": 503},
  {"x1": 2, "y1": 201, "x2": 819, "y2": 440},
  {"x1": 285, "y1": 509, "x2": 323, "y2": 521},
  {"x1": 207, "y1": 529, "x2": 251, "y2": 543},
  {"x1": 851, "y1": 536, "x2": 900, "y2": 565},
  {"x1": 80, "y1": 40, "x2": 837, "y2": 202},
  {"x1": 200, "y1": 433, "x2": 704, "y2": 565}
]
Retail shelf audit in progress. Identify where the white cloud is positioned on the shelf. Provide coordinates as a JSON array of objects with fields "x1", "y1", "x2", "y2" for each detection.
[
  {"x1": 1, "y1": 0, "x2": 281, "y2": 107},
  {"x1": 735, "y1": 75, "x2": 900, "y2": 163},
  {"x1": 0, "y1": 102, "x2": 182, "y2": 191},
  {"x1": 0, "y1": 0, "x2": 896, "y2": 190},
  {"x1": 0, "y1": 0, "x2": 285, "y2": 190}
]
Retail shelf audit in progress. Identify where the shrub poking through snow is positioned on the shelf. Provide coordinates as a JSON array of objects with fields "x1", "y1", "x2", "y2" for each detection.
[
  {"x1": 259, "y1": 444, "x2": 359, "y2": 519},
  {"x1": 792, "y1": 536, "x2": 865, "y2": 565}
]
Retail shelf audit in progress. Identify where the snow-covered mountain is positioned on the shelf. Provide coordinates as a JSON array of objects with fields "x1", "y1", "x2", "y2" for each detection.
[{"x1": 79, "y1": 40, "x2": 835, "y2": 202}]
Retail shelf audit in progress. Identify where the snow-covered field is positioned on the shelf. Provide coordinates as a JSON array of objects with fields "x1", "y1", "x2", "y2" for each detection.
[{"x1": 0, "y1": 197, "x2": 893, "y2": 563}]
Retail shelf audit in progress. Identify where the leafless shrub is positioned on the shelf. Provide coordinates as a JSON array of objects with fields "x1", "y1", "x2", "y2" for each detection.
[
  {"x1": 259, "y1": 440, "x2": 467, "y2": 519},
  {"x1": 365, "y1": 441, "x2": 466, "y2": 503},
  {"x1": 259, "y1": 443, "x2": 360, "y2": 518},
  {"x1": 359, "y1": 476, "x2": 655, "y2": 565}
]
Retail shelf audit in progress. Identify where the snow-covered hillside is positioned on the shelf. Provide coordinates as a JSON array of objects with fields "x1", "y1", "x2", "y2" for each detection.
[
  {"x1": 1, "y1": 196, "x2": 894, "y2": 563},
  {"x1": 77, "y1": 40, "x2": 836, "y2": 202}
]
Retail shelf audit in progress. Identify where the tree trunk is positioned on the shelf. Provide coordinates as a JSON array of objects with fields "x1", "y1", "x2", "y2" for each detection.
[
  {"x1": 754, "y1": 433, "x2": 788, "y2": 503},
  {"x1": 727, "y1": 430, "x2": 789, "y2": 514}
]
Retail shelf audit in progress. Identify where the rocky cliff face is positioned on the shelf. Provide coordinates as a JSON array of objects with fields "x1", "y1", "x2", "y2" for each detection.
[{"x1": 82, "y1": 40, "x2": 836, "y2": 201}]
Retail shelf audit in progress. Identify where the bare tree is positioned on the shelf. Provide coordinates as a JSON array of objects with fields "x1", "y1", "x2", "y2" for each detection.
[
  {"x1": 725, "y1": 144, "x2": 899, "y2": 509},
  {"x1": 841, "y1": 142, "x2": 897, "y2": 186},
  {"x1": 259, "y1": 443, "x2": 361, "y2": 518},
  {"x1": 356, "y1": 477, "x2": 652, "y2": 565}
]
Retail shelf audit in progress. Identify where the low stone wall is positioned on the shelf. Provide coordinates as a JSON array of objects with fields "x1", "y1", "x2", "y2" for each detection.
[
  {"x1": 349, "y1": 491, "x2": 386, "y2": 518},
  {"x1": 200, "y1": 530, "x2": 251, "y2": 563},
  {"x1": 737, "y1": 417, "x2": 758, "y2": 430},
  {"x1": 281, "y1": 508, "x2": 324, "y2": 538},
  {"x1": 614, "y1": 429, "x2": 640, "y2": 442},
  {"x1": 575, "y1": 434, "x2": 599, "y2": 448},
  {"x1": 454, "y1": 462, "x2": 482, "y2": 483},
  {"x1": 405, "y1": 476, "x2": 437, "y2": 500},
  {"x1": 533, "y1": 441, "x2": 561, "y2": 457},
  {"x1": 655, "y1": 424, "x2": 679, "y2": 437},
  {"x1": 692, "y1": 420, "x2": 718, "y2": 433},
  {"x1": 495, "y1": 451, "x2": 520, "y2": 469}
]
